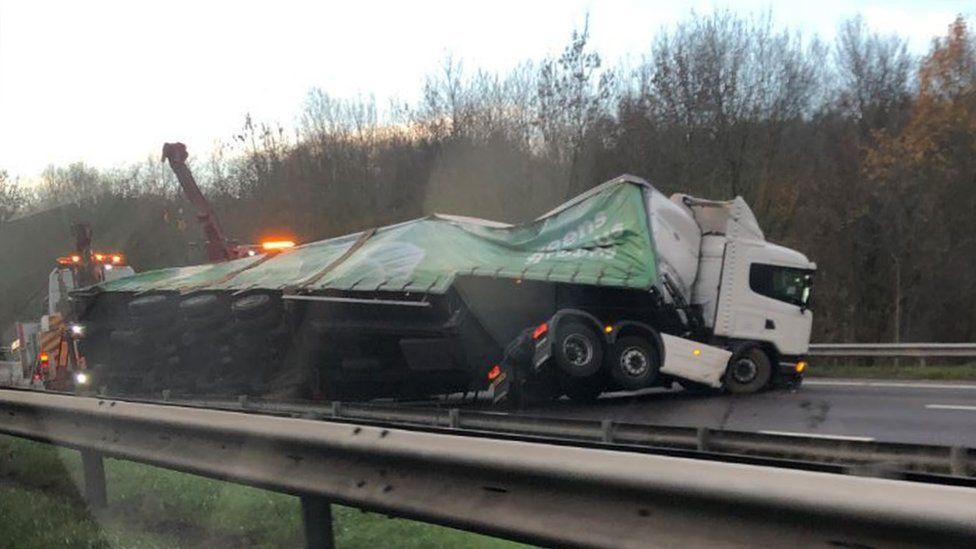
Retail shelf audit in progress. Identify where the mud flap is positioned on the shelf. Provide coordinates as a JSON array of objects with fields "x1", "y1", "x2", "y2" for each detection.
[
  {"x1": 532, "y1": 333, "x2": 552, "y2": 371},
  {"x1": 491, "y1": 328, "x2": 535, "y2": 404},
  {"x1": 489, "y1": 368, "x2": 511, "y2": 404}
]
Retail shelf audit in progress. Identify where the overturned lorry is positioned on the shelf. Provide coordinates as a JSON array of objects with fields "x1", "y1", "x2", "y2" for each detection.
[{"x1": 72, "y1": 175, "x2": 815, "y2": 402}]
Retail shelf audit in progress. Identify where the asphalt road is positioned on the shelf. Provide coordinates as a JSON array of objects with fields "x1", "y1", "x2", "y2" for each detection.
[{"x1": 516, "y1": 379, "x2": 976, "y2": 447}]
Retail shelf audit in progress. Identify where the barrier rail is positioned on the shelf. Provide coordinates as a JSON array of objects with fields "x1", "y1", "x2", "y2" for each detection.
[
  {"x1": 1, "y1": 388, "x2": 975, "y2": 548},
  {"x1": 809, "y1": 343, "x2": 976, "y2": 359},
  {"x1": 182, "y1": 395, "x2": 976, "y2": 478}
]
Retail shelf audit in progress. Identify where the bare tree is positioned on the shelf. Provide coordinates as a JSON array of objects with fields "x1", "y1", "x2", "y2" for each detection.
[
  {"x1": 0, "y1": 170, "x2": 25, "y2": 228},
  {"x1": 536, "y1": 15, "x2": 615, "y2": 194},
  {"x1": 640, "y1": 10, "x2": 821, "y2": 198},
  {"x1": 836, "y1": 16, "x2": 914, "y2": 137}
]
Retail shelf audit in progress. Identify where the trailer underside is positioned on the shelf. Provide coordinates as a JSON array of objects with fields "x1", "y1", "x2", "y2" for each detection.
[{"x1": 74, "y1": 278, "x2": 794, "y2": 401}]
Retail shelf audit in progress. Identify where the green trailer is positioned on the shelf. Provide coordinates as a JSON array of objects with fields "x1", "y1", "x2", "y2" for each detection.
[{"x1": 74, "y1": 175, "x2": 815, "y2": 401}]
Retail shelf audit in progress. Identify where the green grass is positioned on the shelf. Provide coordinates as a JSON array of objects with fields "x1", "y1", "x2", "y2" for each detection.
[
  {"x1": 807, "y1": 362, "x2": 976, "y2": 380},
  {"x1": 0, "y1": 435, "x2": 528, "y2": 549}
]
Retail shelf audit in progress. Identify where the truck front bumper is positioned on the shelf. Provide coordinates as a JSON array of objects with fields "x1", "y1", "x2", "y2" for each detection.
[{"x1": 774, "y1": 356, "x2": 808, "y2": 388}]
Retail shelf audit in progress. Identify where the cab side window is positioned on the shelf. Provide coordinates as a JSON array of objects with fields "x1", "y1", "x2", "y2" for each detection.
[{"x1": 749, "y1": 264, "x2": 813, "y2": 307}]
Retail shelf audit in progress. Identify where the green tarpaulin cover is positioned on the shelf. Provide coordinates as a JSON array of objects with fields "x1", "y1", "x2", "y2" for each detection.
[{"x1": 96, "y1": 177, "x2": 659, "y2": 295}]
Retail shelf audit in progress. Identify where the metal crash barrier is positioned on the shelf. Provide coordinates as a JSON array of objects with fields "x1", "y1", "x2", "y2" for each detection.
[{"x1": 1, "y1": 388, "x2": 975, "y2": 548}]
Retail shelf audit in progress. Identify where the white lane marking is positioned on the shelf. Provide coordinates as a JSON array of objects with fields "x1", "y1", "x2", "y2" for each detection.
[
  {"x1": 759, "y1": 430, "x2": 874, "y2": 442},
  {"x1": 806, "y1": 380, "x2": 976, "y2": 390},
  {"x1": 925, "y1": 404, "x2": 976, "y2": 411}
]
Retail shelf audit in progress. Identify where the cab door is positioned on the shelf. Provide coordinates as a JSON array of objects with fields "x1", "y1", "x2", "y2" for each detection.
[{"x1": 713, "y1": 239, "x2": 814, "y2": 355}]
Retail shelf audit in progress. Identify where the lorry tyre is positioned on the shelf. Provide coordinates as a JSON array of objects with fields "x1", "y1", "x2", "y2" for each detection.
[
  {"x1": 724, "y1": 346, "x2": 772, "y2": 394},
  {"x1": 129, "y1": 294, "x2": 175, "y2": 318},
  {"x1": 179, "y1": 294, "x2": 225, "y2": 320},
  {"x1": 553, "y1": 321, "x2": 604, "y2": 378},
  {"x1": 608, "y1": 336, "x2": 660, "y2": 391},
  {"x1": 231, "y1": 294, "x2": 277, "y2": 321}
]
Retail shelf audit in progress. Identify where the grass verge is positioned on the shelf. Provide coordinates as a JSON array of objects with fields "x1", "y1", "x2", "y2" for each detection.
[
  {"x1": 0, "y1": 434, "x2": 528, "y2": 549},
  {"x1": 808, "y1": 362, "x2": 976, "y2": 380}
]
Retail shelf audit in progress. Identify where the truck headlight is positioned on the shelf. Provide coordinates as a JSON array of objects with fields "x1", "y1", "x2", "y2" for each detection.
[{"x1": 75, "y1": 372, "x2": 89, "y2": 385}]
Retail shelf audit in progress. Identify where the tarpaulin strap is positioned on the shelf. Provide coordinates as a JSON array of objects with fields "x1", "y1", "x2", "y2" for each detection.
[
  {"x1": 179, "y1": 255, "x2": 274, "y2": 295},
  {"x1": 596, "y1": 266, "x2": 607, "y2": 285},
  {"x1": 348, "y1": 275, "x2": 368, "y2": 290},
  {"x1": 623, "y1": 265, "x2": 635, "y2": 288},
  {"x1": 289, "y1": 228, "x2": 376, "y2": 292},
  {"x1": 424, "y1": 276, "x2": 441, "y2": 293},
  {"x1": 570, "y1": 264, "x2": 582, "y2": 282}
]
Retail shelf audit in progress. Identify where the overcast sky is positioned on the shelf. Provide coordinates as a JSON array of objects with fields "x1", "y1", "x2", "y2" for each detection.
[{"x1": 0, "y1": 0, "x2": 970, "y2": 178}]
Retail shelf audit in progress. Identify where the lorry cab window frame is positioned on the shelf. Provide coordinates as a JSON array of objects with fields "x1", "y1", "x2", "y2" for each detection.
[{"x1": 748, "y1": 263, "x2": 814, "y2": 308}]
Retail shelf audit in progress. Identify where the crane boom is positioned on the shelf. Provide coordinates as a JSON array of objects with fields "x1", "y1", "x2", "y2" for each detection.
[{"x1": 161, "y1": 142, "x2": 236, "y2": 262}]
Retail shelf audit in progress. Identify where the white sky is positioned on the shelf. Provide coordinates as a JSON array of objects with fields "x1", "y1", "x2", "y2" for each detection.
[{"x1": 0, "y1": 0, "x2": 969, "y2": 178}]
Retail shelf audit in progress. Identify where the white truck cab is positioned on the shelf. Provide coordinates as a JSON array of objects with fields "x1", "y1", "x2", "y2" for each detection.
[
  {"x1": 714, "y1": 240, "x2": 815, "y2": 355},
  {"x1": 672, "y1": 194, "x2": 816, "y2": 357}
]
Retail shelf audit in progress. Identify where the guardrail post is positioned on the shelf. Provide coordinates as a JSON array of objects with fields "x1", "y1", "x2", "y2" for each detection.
[
  {"x1": 600, "y1": 419, "x2": 614, "y2": 443},
  {"x1": 949, "y1": 447, "x2": 968, "y2": 476},
  {"x1": 448, "y1": 408, "x2": 460, "y2": 428},
  {"x1": 696, "y1": 427, "x2": 711, "y2": 452},
  {"x1": 300, "y1": 495, "x2": 335, "y2": 549},
  {"x1": 80, "y1": 450, "x2": 107, "y2": 508}
]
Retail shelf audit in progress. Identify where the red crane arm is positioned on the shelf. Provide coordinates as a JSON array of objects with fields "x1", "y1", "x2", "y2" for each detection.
[{"x1": 161, "y1": 142, "x2": 235, "y2": 262}]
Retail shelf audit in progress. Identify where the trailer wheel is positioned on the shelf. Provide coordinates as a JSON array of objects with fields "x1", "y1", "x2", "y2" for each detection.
[
  {"x1": 179, "y1": 294, "x2": 225, "y2": 320},
  {"x1": 553, "y1": 321, "x2": 604, "y2": 378},
  {"x1": 608, "y1": 336, "x2": 660, "y2": 391},
  {"x1": 129, "y1": 294, "x2": 175, "y2": 318},
  {"x1": 724, "y1": 346, "x2": 772, "y2": 394}
]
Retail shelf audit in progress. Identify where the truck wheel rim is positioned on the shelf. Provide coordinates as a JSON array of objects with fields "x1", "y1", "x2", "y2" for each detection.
[
  {"x1": 562, "y1": 335, "x2": 592, "y2": 367},
  {"x1": 731, "y1": 358, "x2": 758, "y2": 384},
  {"x1": 620, "y1": 347, "x2": 648, "y2": 377}
]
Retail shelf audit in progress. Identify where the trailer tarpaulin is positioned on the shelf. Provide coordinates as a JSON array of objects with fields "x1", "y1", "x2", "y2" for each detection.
[{"x1": 95, "y1": 177, "x2": 659, "y2": 295}]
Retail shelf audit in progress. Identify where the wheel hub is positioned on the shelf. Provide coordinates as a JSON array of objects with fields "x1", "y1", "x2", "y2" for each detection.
[
  {"x1": 620, "y1": 347, "x2": 648, "y2": 377},
  {"x1": 731, "y1": 358, "x2": 758, "y2": 384},
  {"x1": 562, "y1": 335, "x2": 593, "y2": 367}
]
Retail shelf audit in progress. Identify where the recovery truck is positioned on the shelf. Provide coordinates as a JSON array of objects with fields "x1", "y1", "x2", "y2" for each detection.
[
  {"x1": 71, "y1": 157, "x2": 814, "y2": 402},
  {"x1": 13, "y1": 223, "x2": 133, "y2": 390}
]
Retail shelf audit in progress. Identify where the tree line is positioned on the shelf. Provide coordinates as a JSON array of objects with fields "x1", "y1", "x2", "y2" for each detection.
[{"x1": 1, "y1": 11, "x2": 974, "y2": 344}]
